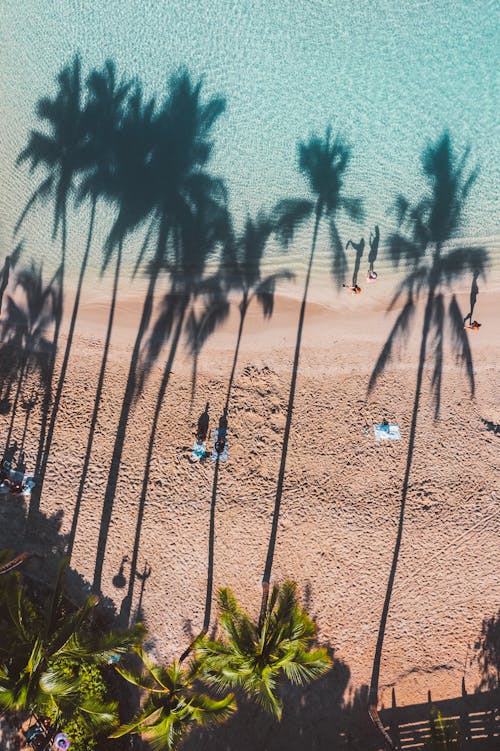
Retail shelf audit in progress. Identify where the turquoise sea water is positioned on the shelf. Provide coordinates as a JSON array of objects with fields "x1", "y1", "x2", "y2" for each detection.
[{"x1": 1, "y1": 0, "x2": 498, "y2": 288}]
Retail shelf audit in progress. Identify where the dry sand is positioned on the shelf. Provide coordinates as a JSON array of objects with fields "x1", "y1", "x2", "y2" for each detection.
[{"x1": 1, "y1": 272, "x2": 498, "y2": 712}]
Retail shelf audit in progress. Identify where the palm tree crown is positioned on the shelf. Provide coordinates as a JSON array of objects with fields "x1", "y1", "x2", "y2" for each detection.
[
  {"x1": 197, "y1": 581, "x2": 331, "y2": 719},
  {"x1": 0, "y1": 558, "x2": 144, "y2": 739},
  {"x1": 111, "y1": 649, "x2": 235, "y2": 750}
]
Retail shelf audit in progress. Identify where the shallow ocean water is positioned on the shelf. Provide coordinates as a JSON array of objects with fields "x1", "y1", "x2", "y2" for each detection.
[{"x1": 1, "y1": 0, "x2": 499, "y2": 286}]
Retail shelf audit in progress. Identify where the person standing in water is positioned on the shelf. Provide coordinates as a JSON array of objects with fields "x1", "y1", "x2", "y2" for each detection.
[
  {"x1": 367, "y1": 225, "x2": 380, "y2": 280},
  {"x1": 344, "y1": 237, "x2": 365, "y2": 294}
]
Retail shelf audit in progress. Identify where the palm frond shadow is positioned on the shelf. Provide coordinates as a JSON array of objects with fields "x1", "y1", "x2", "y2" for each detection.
[{"x1": 0, "y1": 263, "x2": 56, "y2": 457}]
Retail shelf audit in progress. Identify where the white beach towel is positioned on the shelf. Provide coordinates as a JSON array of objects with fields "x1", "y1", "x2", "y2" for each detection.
[
  {"x1": 22, "y1": 478, "x2": 36, "y2": 496},
  {"x1": 192, "y1": 439, "x2": 207, "y2": 461},
  {"x1": 373, "y1": 423, "x2": 401, "y2": 441},
  {"x1": 211, "y1": 428, "x2": 229, "y2": 462}
]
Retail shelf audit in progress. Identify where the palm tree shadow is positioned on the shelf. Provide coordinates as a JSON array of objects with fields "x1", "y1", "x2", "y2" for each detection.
[
  {"x1": 93, "y1": 70, "x2": 227, "y2": 592},
  {"x1": 118, "y1": 291, "x2": 187, "y2": 625},
  {"x1": 365, "y1": 131, "x2": 489, "y2": 748},
  {"x1": 119, "y1": 195, "x2": 230, "y2": 624},
  {"x1": 260, "y1": 127, "x2": 363, "y2": 620},
  {"x1": 0, "y1": 263, "x2": 55, "y2": 463},
  {"x1": 66, "y1": 239, "x2": 123, "y2": 561},
  {"x1": 185, "y1": 210, "x2": 296, "y2": 650}
]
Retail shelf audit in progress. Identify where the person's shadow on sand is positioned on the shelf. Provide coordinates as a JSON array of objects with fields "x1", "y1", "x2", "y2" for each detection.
[{"x1": 196, "y1": 402, "x2": 210, "y2": 441}]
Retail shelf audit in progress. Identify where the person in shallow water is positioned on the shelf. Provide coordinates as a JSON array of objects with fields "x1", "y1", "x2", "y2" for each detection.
[{"x1": 367, "y1": 225, "x2": 380, "y2": 281}]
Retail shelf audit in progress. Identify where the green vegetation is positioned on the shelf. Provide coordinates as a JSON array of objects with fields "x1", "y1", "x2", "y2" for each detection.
[
  {"x1": 198, "y1": 581, "x2": 331, "y2": 719},
  {"x1": 0, "y1": 556, "x2": 328, "y2": 749},
  {"x1": 110, "y1": 651, "x2": 235, "y2": 750},
  {"x1": 0, "y1": 555, "x2": 143, "y2": 750}
]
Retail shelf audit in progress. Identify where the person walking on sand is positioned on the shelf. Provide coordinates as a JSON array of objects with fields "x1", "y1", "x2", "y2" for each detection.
[
  {"x1": 463, "y1": 270, "x2": 480, "y2": 328},
  {"x1": 367, "y1": 225, "x2": 380, "y2": 280}
]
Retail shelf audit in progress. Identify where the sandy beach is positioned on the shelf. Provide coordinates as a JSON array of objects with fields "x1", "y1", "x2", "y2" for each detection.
[{"x1": 1, "y1": 270, "x2": 498, "y2": 714}]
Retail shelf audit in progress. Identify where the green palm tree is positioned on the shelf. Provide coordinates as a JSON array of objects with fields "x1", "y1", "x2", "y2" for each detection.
[
  {"x1": 0, "y1": 262, "x2": 55, "y2": 448},
  {"x1": 0, "y1": 558, "x2": 144, "y2": 743},
  {"x1": 260, "y1": 127, "x2": 363, "y2": 617},
  {"x1": 197, "y1": 581, "x2": 331, "y2": 720},
  {"x1": 110, "y1": 648, "x2": 235, "y2": 750},
  {"x1": 366, "y1": 132, "x2": 488, "y2": 748},
  {"x1": 34, "y1": 61, "x2": 133, "y2": 508},
  {"x1": 94, "y1": 69, "x2": 227, "y2": 591}
]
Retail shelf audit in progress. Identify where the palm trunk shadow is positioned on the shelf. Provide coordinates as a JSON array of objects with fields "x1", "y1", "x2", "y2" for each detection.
[
  {"x1": 66, "y1": 241, "x2": 122, "y2": 561},
  {"x1": 33, "y1": 199, "x2": 97, "y2": 513},
  {"x1": 119, "y1": 302, "x2": 186, "y2": 624},
  {"x1": 92, "y1": 265, "x2": 160, "y2": 592},
  {"x1": 179, "y1": 454, "x2": 220, "y2": 662},
  {"x1": 29, "y1": 280, "x2": 64, "y2": 535},
  {"x1": 20, "y1": 388, "x2": 37, "y2": 454},
  {"x1": 5, "y1": 360, "x2": 27, "y2": 449},
  {"x1": 260, "y1": 211, "x2": 320, "y2": 622},
  {"x1": 180, "y1": 307, "x2": 243, "y2": 660},
  {"x1": 368, "y1": 288, "x2": 435, "y2": 750},
  {"x1": 32, "y1": 210, "x2": 66, "y2": 497},
  {"x1": 224, "y1": 303, "x2": 246, "y2": 414}
]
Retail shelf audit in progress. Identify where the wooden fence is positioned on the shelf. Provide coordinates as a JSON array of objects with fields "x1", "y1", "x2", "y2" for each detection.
[{"x1": 379, "y1": 682, "x2": 500, "y2": 749}]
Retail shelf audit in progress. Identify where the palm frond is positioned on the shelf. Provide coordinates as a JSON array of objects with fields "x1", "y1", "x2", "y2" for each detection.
[{"x1": 108, "y1": 706, "x2": 164, "y2": 738}]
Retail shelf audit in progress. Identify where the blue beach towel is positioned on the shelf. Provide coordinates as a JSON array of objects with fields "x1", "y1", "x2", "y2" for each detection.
[
  {"x1": 373, "y1": 423, "x2": 401, "y2": 441},
  {"x1": 192, "y1": 440, "x2": 207, "y2": 461}
]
